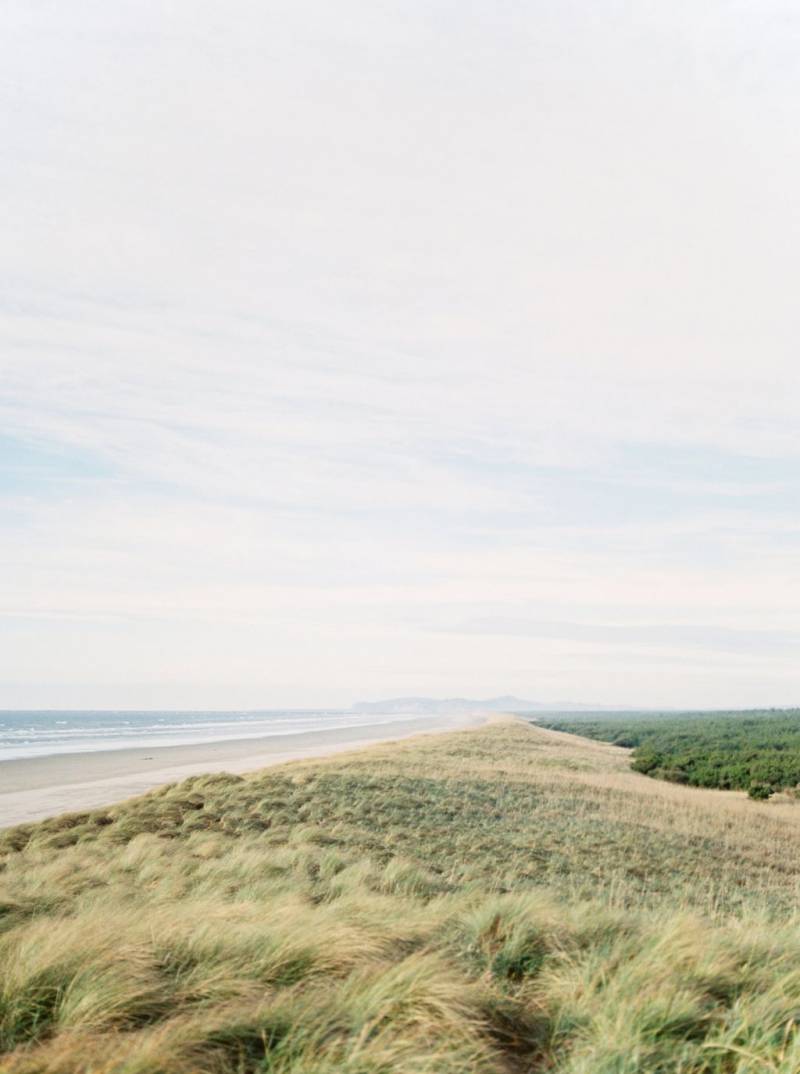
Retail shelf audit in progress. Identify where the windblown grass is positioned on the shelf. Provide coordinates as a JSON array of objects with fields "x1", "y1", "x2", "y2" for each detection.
[{"x1": 2, "y1": 720, "x2": 800, "y2": 1071}]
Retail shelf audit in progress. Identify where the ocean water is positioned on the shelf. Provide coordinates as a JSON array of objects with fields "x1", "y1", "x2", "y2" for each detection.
[{"x1": 0, "y1": 710, "x2": 427, "y2": 762}]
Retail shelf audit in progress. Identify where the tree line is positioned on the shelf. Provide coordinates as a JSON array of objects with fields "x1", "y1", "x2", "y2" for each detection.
[{"x1": 539, "y1": 710, "x2": 800, "y2": 799}]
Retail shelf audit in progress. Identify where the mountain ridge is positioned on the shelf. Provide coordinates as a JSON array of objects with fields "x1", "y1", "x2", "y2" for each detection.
[{"x1": 352, "y1": 695, "x2": 623, "y2": 715}]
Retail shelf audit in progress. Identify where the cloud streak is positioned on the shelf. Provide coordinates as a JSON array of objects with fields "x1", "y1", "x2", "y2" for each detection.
[{"x1": 2, "y1": 0, "x2": 800, "y2": 707}]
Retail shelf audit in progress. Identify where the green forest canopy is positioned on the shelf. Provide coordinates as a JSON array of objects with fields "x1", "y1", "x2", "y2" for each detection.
[{"x1": 538, "y1": 709, "x2": 800, "y2": 798}]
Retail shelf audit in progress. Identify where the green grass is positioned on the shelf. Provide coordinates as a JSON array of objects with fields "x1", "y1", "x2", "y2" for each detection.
[{"x1": 2, "y1": 720, "x2": 800, "y2": 1072}]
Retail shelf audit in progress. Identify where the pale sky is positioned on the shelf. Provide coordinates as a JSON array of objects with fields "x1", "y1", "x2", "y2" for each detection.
[{"x1": 2, "y1": 1, "x2": 800, "y2": 709}]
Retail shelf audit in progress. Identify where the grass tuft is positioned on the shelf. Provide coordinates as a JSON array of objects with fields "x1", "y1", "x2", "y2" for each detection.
[{"x1": 5, "y1": 721, "x2": 800, "y2": 1071}]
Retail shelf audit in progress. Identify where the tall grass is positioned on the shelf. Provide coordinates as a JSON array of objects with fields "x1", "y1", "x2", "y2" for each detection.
[{"x1": 2, "y1": 721, "x2": 800, "y2": 1071}]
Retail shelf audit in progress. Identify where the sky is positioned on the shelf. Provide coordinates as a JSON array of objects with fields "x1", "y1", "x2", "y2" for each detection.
[{"x1": 2, "y1": 0, "x2": 800, "y2": 710}]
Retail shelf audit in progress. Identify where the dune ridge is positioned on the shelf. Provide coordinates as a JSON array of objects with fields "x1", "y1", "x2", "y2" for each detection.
[{"x1": 3, "y1": 720, "x2": 800, "y2": 1071}]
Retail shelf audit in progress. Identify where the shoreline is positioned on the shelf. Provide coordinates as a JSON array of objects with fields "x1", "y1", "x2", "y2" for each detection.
[{"x1": 0, "y1": 713, "x2": 483, "y2": 829}]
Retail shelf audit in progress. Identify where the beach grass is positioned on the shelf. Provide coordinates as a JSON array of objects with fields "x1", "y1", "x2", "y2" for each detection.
[{"x1": 3, "y1": 720, "x2": 800, "y2": 1071}]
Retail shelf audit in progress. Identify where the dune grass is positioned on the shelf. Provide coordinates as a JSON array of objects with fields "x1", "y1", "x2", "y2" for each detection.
[{"x1": 3, "y1": 720, "x2": 800, "y2": 1071}]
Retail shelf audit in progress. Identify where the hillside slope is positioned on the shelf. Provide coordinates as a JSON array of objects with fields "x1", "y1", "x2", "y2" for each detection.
[{"x1": 2, "y1": 720, "x2": 800, "y2": 1072}]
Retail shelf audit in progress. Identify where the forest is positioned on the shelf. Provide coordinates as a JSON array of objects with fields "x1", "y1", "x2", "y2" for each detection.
[{"x1": 539, "y1": 709, "x2": 800, "y2": 798}]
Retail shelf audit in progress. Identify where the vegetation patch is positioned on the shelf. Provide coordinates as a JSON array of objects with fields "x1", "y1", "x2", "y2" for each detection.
[
  {"x1": 3, "y1": 721, "x2": 800, "y2": 1071},
  {"x1": 541, "y1": 709, "x2": 800, "y2": 797}
]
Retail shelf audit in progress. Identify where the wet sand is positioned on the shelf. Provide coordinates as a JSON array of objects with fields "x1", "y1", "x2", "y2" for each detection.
[{"x1": 0, "y1": 713, "x2": 482, "y2": 828}]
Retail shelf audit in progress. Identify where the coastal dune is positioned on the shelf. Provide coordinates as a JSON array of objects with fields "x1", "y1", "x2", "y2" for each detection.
[
  {"x1": 4, "y1": 721, "x2": 800, "y2": 1073},
  {"x1": 0, "y1": 712, "x2": 482, "y2": 828}
]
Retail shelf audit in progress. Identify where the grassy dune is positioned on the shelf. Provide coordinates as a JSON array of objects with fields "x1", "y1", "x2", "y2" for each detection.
[{"x1": 3, "y1": 720, "x2": 800, "y2": 1072}]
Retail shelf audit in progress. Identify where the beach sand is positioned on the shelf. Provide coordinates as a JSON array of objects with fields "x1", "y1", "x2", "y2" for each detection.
[{"x1": 0, "y1": 713, "x2": 483, "y2": 829}]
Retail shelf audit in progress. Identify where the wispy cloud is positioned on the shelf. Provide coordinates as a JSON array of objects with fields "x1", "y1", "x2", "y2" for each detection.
[{"x1": 2, "y1": 0, "x2": 800, "y2": 707}]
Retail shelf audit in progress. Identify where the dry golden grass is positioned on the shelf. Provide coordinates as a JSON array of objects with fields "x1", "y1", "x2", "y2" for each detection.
[{"x1": 3, "y1": 719, "x2": 800, "y2": 1072}]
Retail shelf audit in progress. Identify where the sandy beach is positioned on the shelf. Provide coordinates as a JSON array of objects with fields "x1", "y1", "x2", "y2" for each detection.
[{"x1": 0, "y1": 713, "x2": 482, "y2": 829}]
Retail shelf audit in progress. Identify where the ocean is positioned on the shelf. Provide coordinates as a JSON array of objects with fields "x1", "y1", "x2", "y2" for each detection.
[{"x1": 0, "y1": 710, "x2": 427, "y2": 762}]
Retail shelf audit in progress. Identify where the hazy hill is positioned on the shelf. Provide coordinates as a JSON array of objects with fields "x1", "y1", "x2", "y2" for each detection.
[{"x1": 352, "y1": 694, "x2": 613, "y2": 714}]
